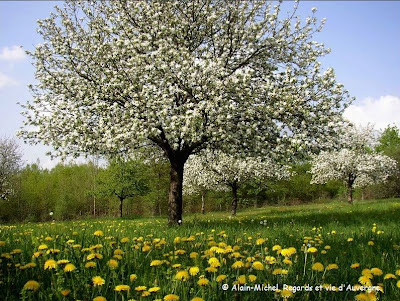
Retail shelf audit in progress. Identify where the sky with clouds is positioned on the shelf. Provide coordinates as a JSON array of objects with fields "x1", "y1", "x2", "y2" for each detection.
[{"x1": 0, "y1": 1, "x2": 399, "y2": 169}]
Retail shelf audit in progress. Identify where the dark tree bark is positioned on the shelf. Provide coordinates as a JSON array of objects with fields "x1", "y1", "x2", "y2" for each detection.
[
  {"x1": 347, "y1": 174, "x2": 356, "y2": 204},
  {"x1": 168, "y1": 160, "x2": 184, "y2": 225},
  {"x1": 231, "y1": 181, "x2": 239, "y2": 216},
  {"x1": 119, "y1": 196, "x2": 124, "y2": 217}
]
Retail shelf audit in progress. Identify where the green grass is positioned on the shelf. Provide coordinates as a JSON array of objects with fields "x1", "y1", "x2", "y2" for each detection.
[{"x1": 0, "y1": 198, "x2": 399, "y2": 301}]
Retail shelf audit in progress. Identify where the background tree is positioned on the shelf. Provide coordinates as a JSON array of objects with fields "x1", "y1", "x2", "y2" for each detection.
[
  {"x1": 185, "y1": 151, "x2": 290, "y2": 216},
  {"x1": 310, "y1": 149, "x2": 397, "y2": 204},
  {"x1": 20, "y1": 1, "x2": 352, "y2": 224},
  {"x1": 0, "y1": 137, "x2": 23, "y2": 200},
  {"x1": 97, "y1": 159, "x2": 149, "y2": 217}
]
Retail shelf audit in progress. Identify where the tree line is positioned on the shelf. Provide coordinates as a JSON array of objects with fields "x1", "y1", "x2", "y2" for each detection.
[{"x1": 1, "y1": 125, "x2": 399, "y2": 222}]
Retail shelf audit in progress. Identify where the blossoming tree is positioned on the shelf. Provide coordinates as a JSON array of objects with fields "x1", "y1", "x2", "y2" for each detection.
[
  {"x1": 310, "y1": 126, "x2": 397, "y2": 204},
  {"x1": 20, "y1": 1, "x2": 351, "y2": 224},
  {"x1": 184, "y1": 151, "x2": 290, "y2": 216},
  {"x1": 0, "y1": 137, "x2": 22, "y2": 200}
]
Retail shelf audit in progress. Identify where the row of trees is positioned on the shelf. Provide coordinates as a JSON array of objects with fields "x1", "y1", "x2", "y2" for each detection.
[{"x1": 1, "y1": 125, "x2": 398, "y2": 222}]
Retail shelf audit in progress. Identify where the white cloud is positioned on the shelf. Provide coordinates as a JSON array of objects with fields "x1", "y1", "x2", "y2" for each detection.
[
  {"x1": 343, "y1": 95, "x2": 400, "y2": 130},
  {"x1": 0, "y1": 45, "x2": 26, "y2": 62},
  {"x1": 0, "y1": 72, "x2": 18, "y2": 89}
]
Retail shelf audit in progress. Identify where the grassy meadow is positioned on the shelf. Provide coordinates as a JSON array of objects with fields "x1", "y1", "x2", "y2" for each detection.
[{"x1": 0, "y1": 198, "x2": 400, "y2": 301}]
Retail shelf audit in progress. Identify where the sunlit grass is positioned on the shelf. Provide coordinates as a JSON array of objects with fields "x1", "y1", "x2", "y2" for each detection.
[{"x1": 0, "y1": 198, "x2": 399, "y2": 300}]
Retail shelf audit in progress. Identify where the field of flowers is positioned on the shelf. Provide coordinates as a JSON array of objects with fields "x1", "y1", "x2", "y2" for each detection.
[{"x1": 0, "y1": 198, "x2": 400, "y2": 301}]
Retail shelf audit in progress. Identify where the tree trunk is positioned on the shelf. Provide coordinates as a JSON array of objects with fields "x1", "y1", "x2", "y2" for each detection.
[
  {"x1": 168, "y1": 161, "x2": 184, "y2": 225},
  {"x1": 347, "y1": 174, "x2": 355, "y2": 205},
  {"x1": 201, "y1": 191, "x2": 205, "y2": 215},
  {"x1": 119, "y1": 197, "x2": 123, "y2": 217},
  {"x1": 231, "y1": 182, "x2": 238, "y2": 216}
]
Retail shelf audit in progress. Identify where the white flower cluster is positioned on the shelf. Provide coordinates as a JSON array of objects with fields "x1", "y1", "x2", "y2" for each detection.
[
  {"x1": 184, "y1": 150, "x2": 290, "y2": 194},
  {"x1": 310, "y1": 125, "x2": 397, "y2": 189},
  {"x1": 19, "y1": 1, "x2": 351, "y2": 163},
  {"x1": 0, "y1": 137, "x2": 22, "y2": 200}
]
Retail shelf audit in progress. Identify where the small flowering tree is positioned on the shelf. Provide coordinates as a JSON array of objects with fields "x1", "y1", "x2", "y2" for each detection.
[
  {"x1": 20, "y1": 1, "x2": 351, "y2": 224},
  {"x1": 185, "y1": 151, "x2": 290, "y2": 216},
  {"x1": 310, "y1": 126, "x2": 397, "y2": 204},
  {"x1": 0, "y1": 137, "x2": 23, "y2": 200}
]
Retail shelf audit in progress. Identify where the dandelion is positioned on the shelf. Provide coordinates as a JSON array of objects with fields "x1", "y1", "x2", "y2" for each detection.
[
  {"x1": 64, "y1": 263, "x2": 76, "y2": 272},
  {"x1": 368, "y1": 241, "x2": 374, "y2": 246},
  {"x1": 93, "y1": 297, "x2": 107, "y2": 301},
  {"x1": 44, "y1": 259, "x2": 57, "y2": 270},
  {"x1": 256, "y1": 238, "x2": 265, "y2": 245},
  {"x1": 94, "y1": 230, "x2": 104, "y2": 236},
  {"x1": 191, "y1": 298, "x2": 204, "y2": 301},
  {"x1": 397, "y1": 280, "x2": 400, "y2": 288},
  {"x1": 189, "y1": 266, "x2": 200, "y2": 276},
  {"x1": 130, "y1": 274, "x2": 137, "y2": 282},
  {"x1": 92, "y1": 276, "x2": 105, "y2": 286},
  {"x1": 272, "y1": 245, "x2": 281, "y2": 252},
  {"x1": 107, "y1": 259, "x2": 118, "y2": 269},
  {"x1": 384, "y1": 273, "x2": 396, "y2": 280},
  {"x1": 208, "y1": 257, "x2": 220, "y2": 267},
  {"x1": 252, "y1": 261, "x2": 264, "y2": 270},
  {"x1": 371, "y1": 268, "x2": 383, "y2": 276},
  {"x1": 38, "y1": 244, "x2": 48, "y2": 250},
  {"x1": 281, "y1": 289, "x2": 294, "y2": 299},
  {"x1": 197, "y1": 278, "x2": 209, "y2": 286},
  {"x1": 61, "y1": 290, "x2": 70, "y2": 296},
  {"x1": 175, "y1": 270, "x2": 189, "y2": 281},
  {"x1": 347, "y1": 238, "x2": 353, "y2": 242},
  {"x1": 351, "y1": 263, "x2": 360, "y2": 269},
  {"x1": 216, "y1": 275, "x2": 227, "y2": 282},
  {"x1": 307, "y1": 247, "x2": 318, "y2": 253},
  {"x1": 265, "y1": 256, "x2": 276, "y2": 264},
  {"x1": 190, "y1": 252, "x2": 198, "y2": 258},
  {"x1": 327, "y1": 264, "x2": 339, "y2": 270},
  {"x1": 150, "y1": 260, "x2": 163, "y2": 266},
  {"x1": 135, "y1": 286, "x2": 147, "y2": 291},
  {"x1": 164, "y1": 294, "x2": 179, "y2": 301},
  {"x1": 312, "y1": 262, "x2": 324, "y2": 272},
  {"x1": 85, "y1": 261, "x2": 96, "y2": 268},
  {"x1": 23, "y1": 280, "x2": 40, "y2": 291},
  {"x1": 148, "y1": 287, "x2": 160, "y2": 293},
  {"x1": 205, "y1": 266, "x2": 218, "y2": 273},
  {"x1": 248, "y1": 275, "x2": 257, "y2": 282},
  {"x1": 359, "y1": 276, "x2": 372, "y2": 286},
  {"x1": 115, "y1": 285, "x2": 130, "y2": 291},
  {"x1": 232, "y1": 261, "x2": 245, "y2": 269}
]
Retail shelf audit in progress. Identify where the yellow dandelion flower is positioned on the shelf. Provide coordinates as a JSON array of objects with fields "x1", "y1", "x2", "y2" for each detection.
[
  {"x1": 371, "y1": 268, "x2": 383, "y2": 276},
  {"x1": 64, "y1": 263, "x2": 76, "y2": 272},
  {"x1": 216, "y1": 275, "x2": 227, "y2": 282},
  {"x1": 61, "y1": 289, "x2": 70, "y2": 296},
  {"x1": 38, "y1": 244, "x2": 48, "y2": 250},
  {"x1": 172, "y1": 263, "x2": 182, "y2": 268},
  {"x1": 115, "y1": 285, "x2": 130, "y2": 292},
  {"x1": 191, "y1": 298, "x2": 204, "y2": 301},
  {"x1": 326, "y1": 264, "x2": 339, "y2": 270},
  {"x1": 189, "y1": 266, "x2": 200, "y2": 276},
  {"x1": 85, "y1": 261, "x2": 96, "y2": 268},
  {"x1": 150, "y1": 260, "x2": 163, "y2": 267},
  {"x1": 44, "y1": 259, "x2": 57, "y2": 270},
  {"x1": 256, "y1": 238, "x2": 265, "y2": 245},
  {"x1": 324, "y1": 245, "x2": 331, "y2": 250},
  {"x1": 23, "y1": 280, "x2": 40, "y2": 291},
  {"x1": 312, "y1": 262, "x2": 324, "y2": 272},
  {"x1": 205, "y1": 266, "x2": 218, "y2": 273},
  {"x1": 148, "y1": 287, "x2": 160, "y2": 293},
  {"x1": 107, "y1": 259, "x2": 118, "y2": 269},
  {"x1": 0, "y1": 241, "x2": 5, "y2": 247},
  {"x1": 135, "y1": 286, "x2": 147, "y2": 291},
  {"x1": 175, "y1": 270, "x2": 189, "y2": 281},
  {"x1": 347, "y1": 238, "x2": 353, "y2": 242},
  {"x1": 307, "y1": 247, "x2": 318, "y2": 253},
  {"x1": 130, "y1": 274, "x2": 137, "y2": 282},
  {"x1": 93, "y1": 297, "x2": 107, "y2": 301},
  {"x1": 190, "y1": 252, "x2": 198, "y2": 258},
  {"x1": 248, "y1": 275, "x2": 257, "y2": 282},
  {"x1": 397, "y1": 280, "x2": 400, "y2": 288},
  {"x1": 272, "y1": 245, "x2": 281, "y2": 251},
  {"x1": 164, "y1": 294, "x2": 179, "y2": 301},
  {"x1": 208, "y1": 257, "x2": 221, "y2": 267},
  {"x1": 396, "y1": 269, "x2": 400, "y2": 276},
  {"x1": 92, "y1": 276, "x2": 105, "y2": 286},
  {"x1": 232, "y1": 261, "x2": 245, "y2": 269},
  {"x1": 197, "y1": 278, "x2": 209, "y2": 286},
  {"x1": 57, "y1": 259, "x2": 69, "y2": 265},
  {"x1": 384, "y1": 273, "x2": 396, "y2": 280},
  {"x1": 94, "y1": 230, "x2": 104, "y2": 236},
  {"x1": 237, "y1": 275, "x2": 246, "y2": 285},
  {"x1": 351, "y1": 263, "x2": 360, "y2": 269},
  {"x1": 265, "y1": 256, "x2": 276, "y2": 264},
  {"x1": 120, "y1": 237, "x2": 129, "y2": 243},
  {"x1": 142, "y1": 245, "x2": 151, "y2": 252},
  {"x1": 362, "y1": 269, "x2": 373, "y2": 278},
  {"x1": 355, "y1": 293, "x2": 369, "y2": 301},
  {"x1": 368, "y1": 241, "x2": 374, "y2": 246},
  {"x1": 283, "y1": 258, "x2": 293, "y2": 265},
  {"x1": 252, "y1": 261, "x2": 264, "y2": 270},
  {"x1": 359, "y1": 276, "x2": 372, "y2": 286},
  {"x1": 281, "y1": 289, "x2": 294, "y2": 299}
]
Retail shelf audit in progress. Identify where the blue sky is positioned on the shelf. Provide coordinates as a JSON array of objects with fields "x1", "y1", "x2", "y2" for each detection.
[{"x1": 1, "y1": 1, "x2": 399, "y2": 168}]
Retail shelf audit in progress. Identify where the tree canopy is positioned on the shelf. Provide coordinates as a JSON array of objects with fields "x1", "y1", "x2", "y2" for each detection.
[{"x1": 20, "y1": 0, "x2": 352, "y2": 224}]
